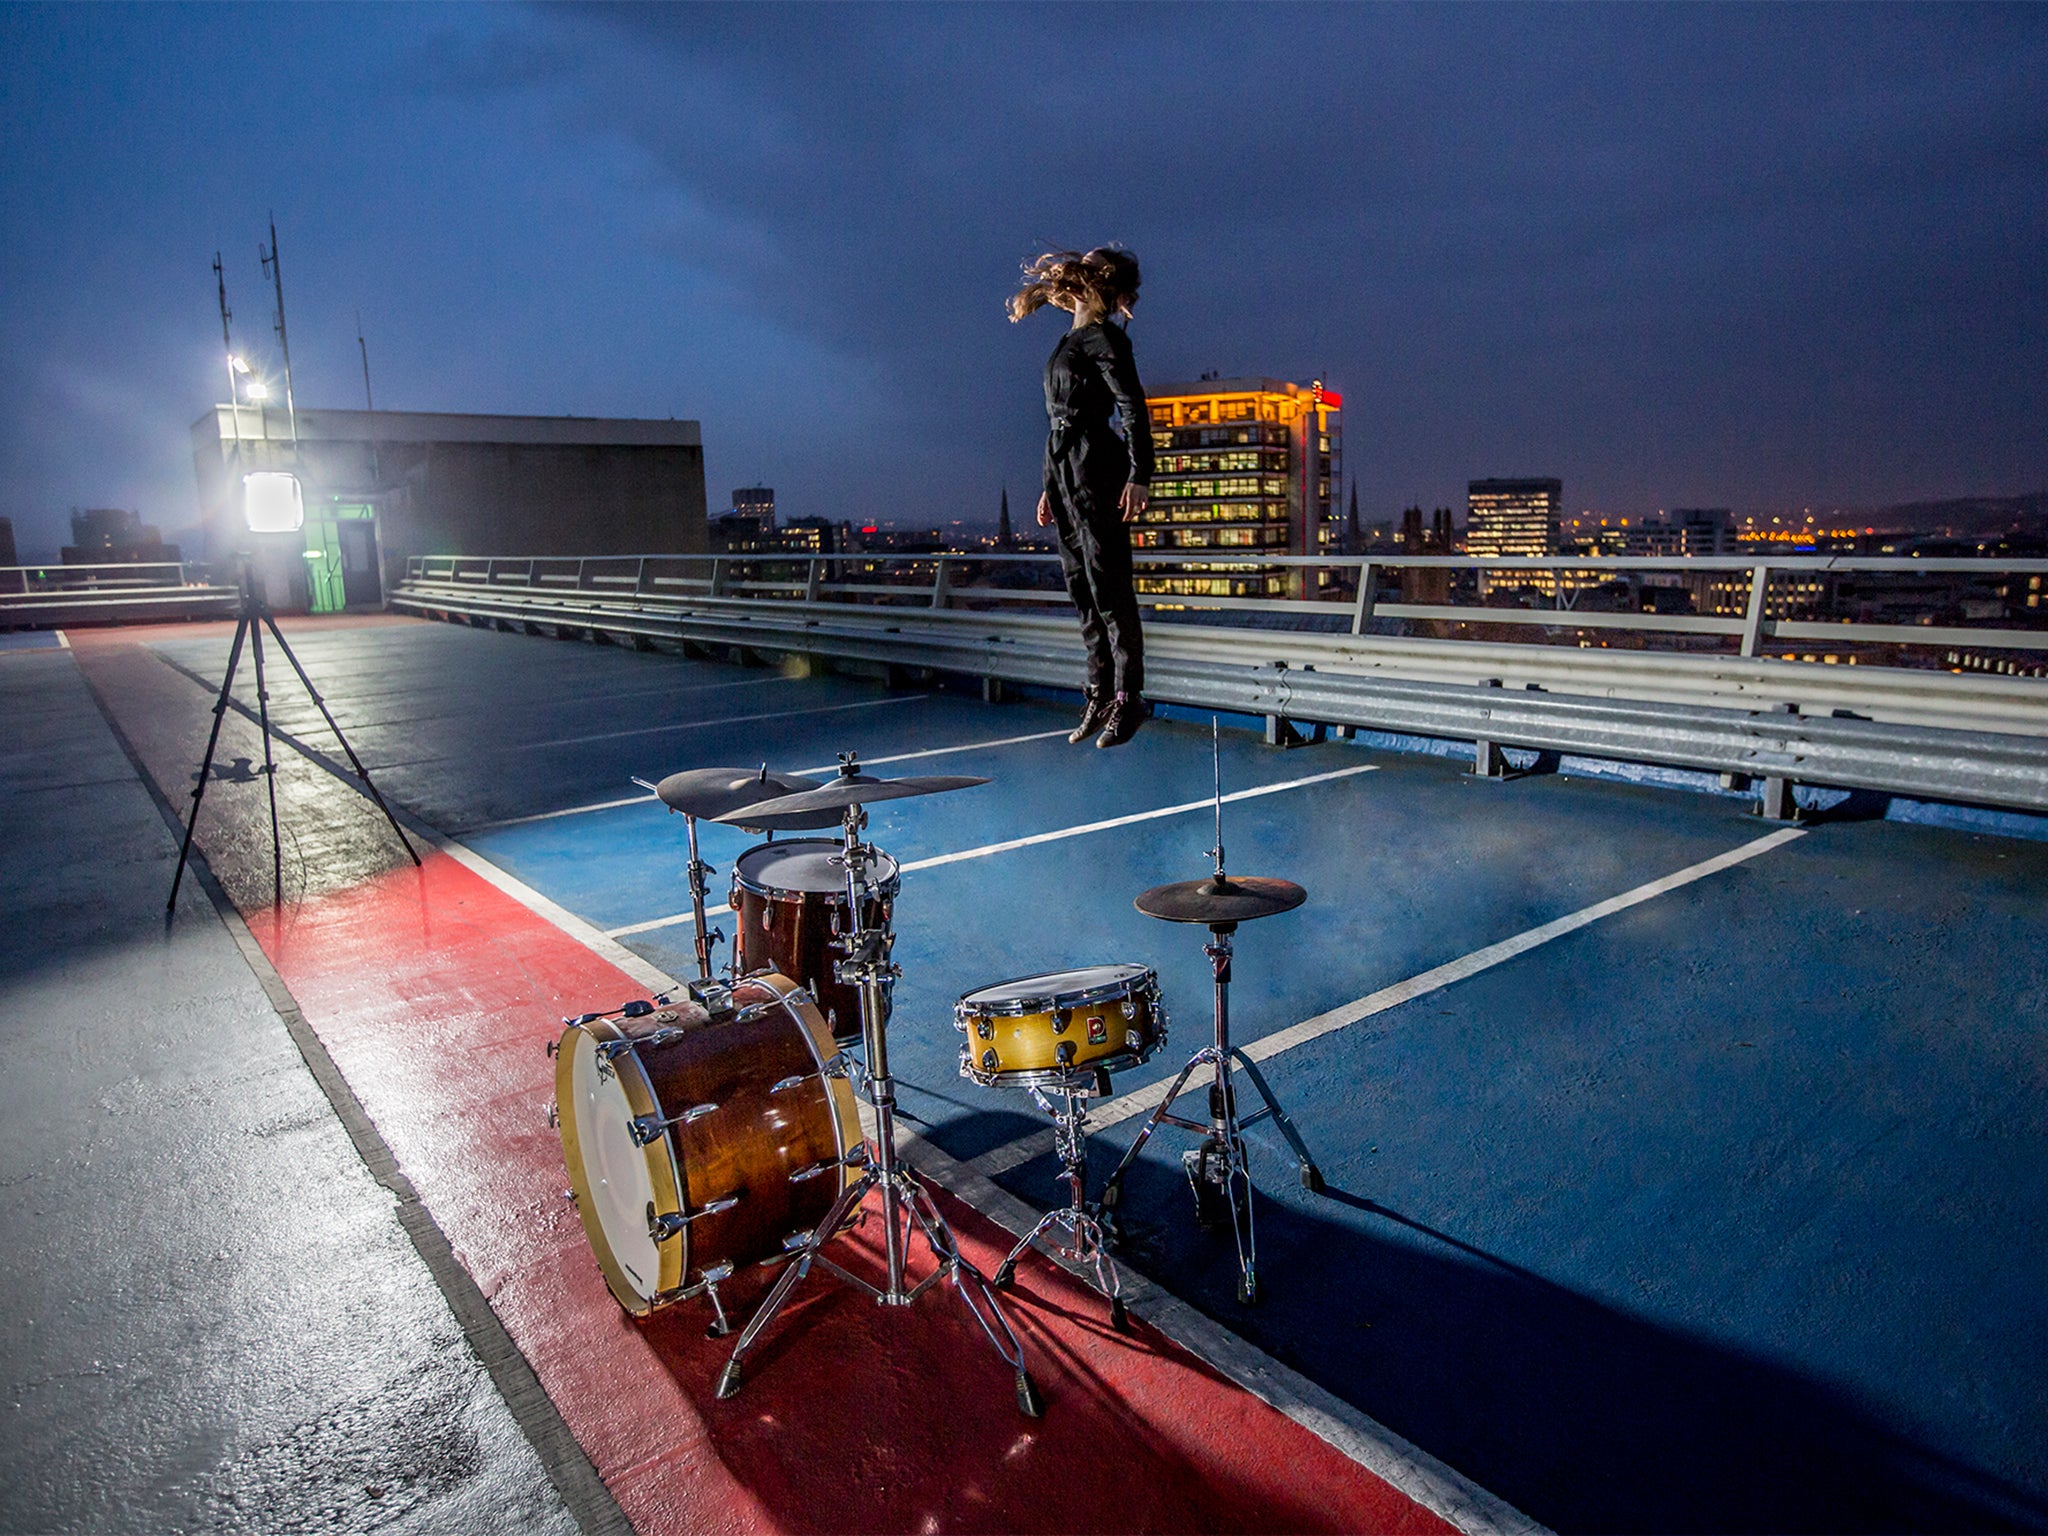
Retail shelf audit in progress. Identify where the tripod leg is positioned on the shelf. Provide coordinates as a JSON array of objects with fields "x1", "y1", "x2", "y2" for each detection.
[
  {"x1": 246, "y1": 615, "x2": 283, "y2": 907},
  {"x1": 262, "y1": 613, "x2": 420, "y2": 867},
  {"x1": 1099, "y1": 1048, "x2": 1215, "y2": 1210},
  {"x1": 716, "y1": 1170, "x2": 874, "y2": 1399},
  {"x1": 168, "y1": 617, "x2": 251, "y2": 913},
  {"x1": 1231, "y1": 1049, "x2": 1325, "y2": 1192}
]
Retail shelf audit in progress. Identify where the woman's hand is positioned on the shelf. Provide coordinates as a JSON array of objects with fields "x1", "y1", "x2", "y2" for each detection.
[
  {"x1": 1036, "y1": 492, "x2": 1054, "y2": 528},
  {"x1": 1120, "y1": 482, "x2": 1150, "y2": 524}
]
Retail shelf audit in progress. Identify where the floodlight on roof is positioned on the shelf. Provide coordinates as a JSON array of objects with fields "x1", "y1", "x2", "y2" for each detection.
[
  {"x1": 230, "y1": 354, "x2": 252, "y2": 374},
  {"x1": 244, "y1": 379, "x2": 269, "y2": 400},
  {"x1": 242, "y1": 471, "x2": 304, "y2": 534}
]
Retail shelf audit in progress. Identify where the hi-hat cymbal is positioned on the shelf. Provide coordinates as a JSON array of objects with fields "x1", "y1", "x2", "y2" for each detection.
[
  {"x1": 653, "y1": 766, "x2": 820, "y2": 821},
  {"x1": 715, "y1": 773, "x2": 990, "y2": 829},
  {"x1": 1135, "y1": 875, "x2": 1307, "y2": 925}
]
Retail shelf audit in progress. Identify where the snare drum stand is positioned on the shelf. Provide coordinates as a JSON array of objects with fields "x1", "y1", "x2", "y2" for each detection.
[
  {"x1": 992, "y1": 1078, "x2": 1126, "y2": 1331},
  {"x1": 714, "y1": 801, "x2": 1043, "y2": 1416}
]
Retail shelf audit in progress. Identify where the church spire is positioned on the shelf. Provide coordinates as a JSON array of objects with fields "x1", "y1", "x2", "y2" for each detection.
[{"x1": 997, "y1": 484, "x2": 1015, "y2": 550}]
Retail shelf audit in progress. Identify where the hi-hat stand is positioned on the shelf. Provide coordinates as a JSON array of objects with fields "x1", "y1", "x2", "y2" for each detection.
[
  {"x1": 1099, "y1": 721, "x2": 1322, "y2": 1305},
  {"x1": 713, "y1": 788, "x2": 1042, "y2": 1416},
  {"x1": 169, "y1": 557, "x2": 417, "y2": 912}
]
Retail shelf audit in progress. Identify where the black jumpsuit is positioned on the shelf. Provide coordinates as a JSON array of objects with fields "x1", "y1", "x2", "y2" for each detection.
[{"x1": 1042, "y1": 320, "x2": 1152, "y2": 698}]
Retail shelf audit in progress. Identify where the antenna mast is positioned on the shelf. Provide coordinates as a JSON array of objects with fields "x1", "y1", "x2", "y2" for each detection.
[
  {"x1": 356, "y1": 310, "x2": 374, "y2": 411},
  {"x1": 214, "y1": 253, "x2": 244, "y2": 462},
  {"x1": 259, "y1": 213, "x2": 299, "y2": 453}
]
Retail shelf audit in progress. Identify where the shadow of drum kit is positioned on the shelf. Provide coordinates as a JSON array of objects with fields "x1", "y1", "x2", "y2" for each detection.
[{"x1": 550, "y1": 727, "x2": 1323, "y2": 1414}]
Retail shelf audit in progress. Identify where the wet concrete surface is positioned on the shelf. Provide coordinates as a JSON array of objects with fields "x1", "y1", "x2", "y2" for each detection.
[
  {"x1": 0, "y1": 648, "x2": 574, "y2": 1535},
  {"x1": 27, "y1": 613, "x2": 2048, "y2": 1534}
]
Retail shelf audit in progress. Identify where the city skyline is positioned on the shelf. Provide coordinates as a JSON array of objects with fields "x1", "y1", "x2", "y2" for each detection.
[{"x1": 2, "y1": 4, "x2": 2043, "y2": 562}]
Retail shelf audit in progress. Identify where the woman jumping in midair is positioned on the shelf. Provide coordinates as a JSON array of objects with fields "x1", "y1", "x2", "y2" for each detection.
[{"x1": 1009, "y1": 247, "x2": 1151, "y2": 748}]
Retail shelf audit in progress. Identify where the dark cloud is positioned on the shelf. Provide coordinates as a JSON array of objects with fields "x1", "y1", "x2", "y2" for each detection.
[{"x1": 0, "y1": 3, "x2": 2040, "y2": 558}]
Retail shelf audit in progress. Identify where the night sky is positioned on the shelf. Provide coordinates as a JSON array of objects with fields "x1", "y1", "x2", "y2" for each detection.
[{"x1": 2, "y1": 3, "x2": 2043, "y2": 560}]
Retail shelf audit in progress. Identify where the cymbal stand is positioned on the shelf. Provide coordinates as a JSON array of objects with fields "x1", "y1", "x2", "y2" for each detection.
[
  {"x1": 1100, "y1": 726, "x2": 1322, "y2": 1305},
  {"x1": 714, "y1": 788, "x2": 1042, "y2": 1416},
  {"x1": 636, "y1": 775, "x2": 723, "y2": 981},
  {"x1": 992, "y1": 1078, "x2": 1126, "y2": 1331}
]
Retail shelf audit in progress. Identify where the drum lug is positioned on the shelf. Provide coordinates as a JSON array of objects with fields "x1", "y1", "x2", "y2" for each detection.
[
  {"x1": 976, "y1": 1016, "x2": 994, "y2": 1041},
  {"x1": 620, "y1": 999, "x2": 655, "y2": 1019},
  {"x1": 769, "y1": 1073, "x2": 811, "y2": 1095},
  {"x1": 651, "y1": 1195, "x2": 742, "y2": 1242},
  {"x1": 630, "y1": 1103, "x2": 719, "y2": 1146},
  {"x1": 545, "y1": 1102, "x2": 560, "y2": 1130},
  {"x1": 545, "y1": 1037, "x2": 559, "y2": 1058},
  {"x1": 981, "y1": 1048, "x2": 1000, "y2": 1075},
  {"x1": 1121, "y1": 997, "x2": 1137, "y2": 1020},
  {"x1": 1051, "y1": 1009, "x2": 1070, "y2": 1036}
]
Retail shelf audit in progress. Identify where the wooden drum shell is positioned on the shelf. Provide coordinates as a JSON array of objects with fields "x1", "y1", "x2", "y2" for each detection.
[{"x1": 555, "y1": 973, "x2": 861, "y2": 1316}]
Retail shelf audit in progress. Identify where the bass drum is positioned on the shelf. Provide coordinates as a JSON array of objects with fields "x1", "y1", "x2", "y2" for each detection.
[
  {"x1": 731, "y1": 839, "x2": 900, "y2": 1044},
  {"x1": 554, "y1": 973, "x2": 864, "y2": 1317}
]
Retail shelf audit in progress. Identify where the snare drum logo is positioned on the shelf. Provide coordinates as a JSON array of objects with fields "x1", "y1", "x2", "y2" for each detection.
[{"x1": 1086, "y1": 1015, "x2": 1108, "y2": 1045}]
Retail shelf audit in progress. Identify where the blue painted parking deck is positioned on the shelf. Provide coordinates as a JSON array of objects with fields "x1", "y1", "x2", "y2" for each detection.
[{"x1": 145, "y1": 618, "x2": 2048, "y2": 1532}]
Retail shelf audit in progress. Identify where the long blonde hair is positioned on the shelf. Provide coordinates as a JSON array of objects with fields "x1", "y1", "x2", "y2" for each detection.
[{"x1": 1007, "y1": 246, "x2": 1141, "y2": 323}]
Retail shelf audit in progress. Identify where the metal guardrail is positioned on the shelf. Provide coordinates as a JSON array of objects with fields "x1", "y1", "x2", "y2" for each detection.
[
  {"x1": 0, "y1": 563, "x2": 240, "y2": 628},
  {"x1": 405, "y1": 549, "x2": 2048, "y2": 660},
  {"x1": 392, "y1": 550, "x2": 2048, "y2": 815}
]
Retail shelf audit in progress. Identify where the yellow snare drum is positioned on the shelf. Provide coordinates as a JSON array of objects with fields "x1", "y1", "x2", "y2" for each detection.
[{"x1": 955, "y1": 964, "x2": 1166, "y2": 1090}]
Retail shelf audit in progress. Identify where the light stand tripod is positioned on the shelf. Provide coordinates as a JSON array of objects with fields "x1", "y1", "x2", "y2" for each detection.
[
  {"x1": 992, "y1": 1079, "x2": 1126, "y2": 1331},
  {"x1": 713, "y1": 794, "x2": 1043, "y2": 1416},
  {"x1": 1099, "y1": 721, "x2": 1322, "y2": 1305},
  {"x1": 168, "y1": 556, "x2": 418, "y2": 913}
]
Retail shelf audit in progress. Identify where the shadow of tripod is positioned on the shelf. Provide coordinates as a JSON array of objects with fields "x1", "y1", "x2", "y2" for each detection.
[{"x1": 168, "y1": 558, "x2": 418, "y2": 912}]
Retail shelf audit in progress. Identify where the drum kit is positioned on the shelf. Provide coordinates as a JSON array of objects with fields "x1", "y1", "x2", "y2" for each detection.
[{"x1": 550, "y1": 723, "x2": 1323, "y2": 1417}]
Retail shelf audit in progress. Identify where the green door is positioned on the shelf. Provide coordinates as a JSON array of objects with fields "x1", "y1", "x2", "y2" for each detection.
[{"x1": 304, "y1": 504, "x2": 377, "y2": 614}]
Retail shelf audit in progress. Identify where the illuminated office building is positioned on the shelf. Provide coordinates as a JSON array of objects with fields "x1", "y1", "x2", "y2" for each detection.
[
  {"x1": 1136, "y1": 378, "x2": 1340, "y2": 598},
  {"x1": 1467, "y1": 478, "x2": 1561, "y2": 594}
]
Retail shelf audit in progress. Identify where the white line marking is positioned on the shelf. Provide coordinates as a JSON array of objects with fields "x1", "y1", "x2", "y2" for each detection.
[
  {"x1": 602, "y1": 763, "x2": 1380, "y2": 937},
  {"x1": 609, "y1": 900, "x2": 733, "y2": 939},
  {"x1": 382, "y1": 693, "x2": 927, "y2": 765},
  {"x1": 55, "y1": 630, "x2": 72, "y2": 650},
  {"x1": 470, "y1": 726, "x2": 1074, "y2": 831},
  {"x1": 968, "y1": 825, "x2": 1808, "y2": 1177},
  {"x1": 474, "y1": 792, "x2": 659, "y2": 830},
  {"x1": 793, "y1": 727, "x2": 1072, "y2": 775}
]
